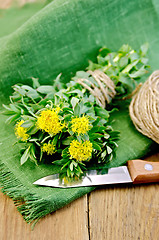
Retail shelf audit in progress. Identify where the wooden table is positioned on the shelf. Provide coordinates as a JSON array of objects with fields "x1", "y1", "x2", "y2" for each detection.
[
  {"x1": 1, "y1": 1, "x2": 159, "y2": 239},
  {"x1": 0, "y1": 0, "x2": 37, "y2": 9},
  {"x1": 0, "y1": 153, "x2": 159, "y2": 240}
]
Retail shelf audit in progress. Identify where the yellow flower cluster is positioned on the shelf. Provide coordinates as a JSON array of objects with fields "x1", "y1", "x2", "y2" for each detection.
[
  {"x1": 37, "y1": 108, "x2": 65, "y2": 136},
  {"x1": 41, "y1": 142, "x2": 56, "y2": 155},
  {"x1": 71, "y1": 116, "x2": 91, "y2": 135},
  {"x1": 69, "y1": 140, "x2": 93, "y2": 161},
  {"x1": 15, "y1": 120, "x2": 29, "y2": 141}
]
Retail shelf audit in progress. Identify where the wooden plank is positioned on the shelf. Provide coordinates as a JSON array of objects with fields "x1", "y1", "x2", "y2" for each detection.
[
  {"x1": 89, "y1": 153, "x2": 159, "y2": 240},
  {"x1": 0, "y1": 0, "x2": 12, "y2": 9},
  {"x1": 0, "y1": 192, "x2": 89, "y2": 240},
  {"x1": 0, "y1": 0, "x2": 40, "y2": 9}
]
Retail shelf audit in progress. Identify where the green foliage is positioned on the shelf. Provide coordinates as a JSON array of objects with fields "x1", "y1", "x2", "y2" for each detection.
[
  {"x1": 3, "y1": 75, "x2": 119, "y2": 178},
  {"x1": 87, "y1": 43, "x2": 149, "y2": 98},
  {"x1": 2, "y1": 43, "x2": 149, "y2": 179}
]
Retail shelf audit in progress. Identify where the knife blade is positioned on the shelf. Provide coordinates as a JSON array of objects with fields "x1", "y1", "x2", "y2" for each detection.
[{"x1": 33, "y1": 159, "x2": 159, "y2": 188}]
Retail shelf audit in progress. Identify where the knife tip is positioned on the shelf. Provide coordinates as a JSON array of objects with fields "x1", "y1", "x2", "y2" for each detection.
[{"x1": 33, "y1": 180, "x2": 39, "y2": 185}]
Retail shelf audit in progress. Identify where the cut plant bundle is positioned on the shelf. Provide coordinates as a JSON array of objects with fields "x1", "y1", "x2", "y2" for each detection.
[{"x1": 3, "y1": 43, "x2": 149, "y2": 179}]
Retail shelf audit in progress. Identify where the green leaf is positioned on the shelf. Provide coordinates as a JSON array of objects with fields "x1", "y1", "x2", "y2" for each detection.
[
  {"x1": 98, "y1": 46, "x2": 111, "y2": 57},
  {"x1": 61, "y1": 160, "x2": 70, "y2": 170},
  {"x1": 87, "y1": 60, "x2": 100, "y2": 71},
  {"x1": 52, "y1": 73, "x2": 63, "y2": 91},
  {"x1": 140, "y1": 43, "x2": 149, "y2": 56},
  {"x1": 122, "y1": 60, "x2": 139, "y2": 73},
  {"x1": 29, "y1": 138, "x2": 39, "y2": 142},
  {"x1": 62, "y1": 147, "x2": 69, "y2": 157},
  {"x1": 129, "y1": 52, "x2": 139, "y2": 61},
  {"x1": 53, "y1": 134, "x2": 59, "y2": 146},
  {"x1": 104, "y1": 133, "x2": 110, "y2": 139},
  {"x1": 72, "y1": 160, "x2": 78, "y2": 167},
  {"x1": 89, "y1": 126, "x2": 106, "y2": 133},
  {"x1": 73, "y1": 70, "x2": 90, "y2": 79},
  {"x1": 69, "y1": 89, "x2": 83, "y2": 97},
  {"x1": 22, "y1": 115, "x2": 36, "y2": 121},
  {"x1": 32, "y1": 77, "x2": 40, "y2": 88},
  {"x1": 20, "y1": 146, "x2": 30, "y2": 165},
  {"x1": 37, "y1": 86, "x2": 55, "y2": 94},
  {"x1": 129, "y1": 66, "x2": 148, "y2": 78},
  {"x1": 89, "y1": 133, "x2": 103, "y2": 140},
  {"x1": 118, "y1": 74, "x2": 134, "y2": 91},
  {"x1": 119, "y1": 56, "x2": 129, "y2": 68},
  {"x1": 92, "y1": 142, "x2": 102, "y2": 151},
  {"x1": 74, "y1": 103, "x2": 80, "y2": 116},
  {"x1": 26, "y1": 90, "x2": 40, "y2": 100},
  {"x1": 2, "y1": 104, "x2": 12, "y2": 111},
  {"x1": 41, "y1": 135, "x2": 50, "y2": 143},
  {"x1": 70, "y1": 162, "x2": 74, "y2": 171},
  {"x1": 94, "y1": 106, "x2": 109, "y2": 120},
  {"x1": 64, "y1": 114, "x2": 72, "y2": 123},
  {"x1": 63, "y1": 107, "x2": 73, "y2": 113},
  {"x1": 119, "y1": 44, "x2": 132, "y2": 53},
  {"x1": 107, "y1": 146, "x2": 112, "y2": 154},
  {"x1": 10, "y1": 104, "x2": 20, "y2": 112},
  {"x1": 21, "y1": 98, "x2": 37, "y2": 118},
  {"x1": 101, "y1": 150, "x2": 107, "y2": 159},
  {"x1": 67, "y1": 168, "x2": 71, "y2": 178},
  {"x1": 40, "y1": 149, "x2": 43, "y2": 162},
  {"x1": 62, "y1": 136, "x2": 74, "y2": 145},
  {"x1": 30, "y1": 145, "x2": 36, "y2": 159},
  {"x1": 5, "y1": 114, "x2": 20, "y2": 124},
  {"x1": 27, "y1": 125, "x2": 38, "y2": 135},
  {"x1": 21, "y1": 120, "x2": 34, "y2": 129},
  {"x1": 71, "y1": 97, "x2": 79, "y2": 110}
]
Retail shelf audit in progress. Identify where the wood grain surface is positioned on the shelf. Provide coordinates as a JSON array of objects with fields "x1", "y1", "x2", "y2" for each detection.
[
  {"x1": 0, "y1": 154, "x2": 159, "y2": 240},
  {"x1": 1, "y1": 1, "x2": 159, "y2": 240},
  {"x1": 0, "y1": 192, "x2": 89, "y2": 240},
  {"x1": 0, "y1": 0, "x2": 40, "y2": 9}
]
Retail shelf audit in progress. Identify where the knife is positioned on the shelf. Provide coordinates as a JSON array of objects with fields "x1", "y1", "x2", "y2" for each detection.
[{"x1": 33, "y1": 160, "x2": 159, "y2": 188}]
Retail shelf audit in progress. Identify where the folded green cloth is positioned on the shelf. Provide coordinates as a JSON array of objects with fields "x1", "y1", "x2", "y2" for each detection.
[{"x1": 0, "y1": 0, "x2": 158, "y2": 225}]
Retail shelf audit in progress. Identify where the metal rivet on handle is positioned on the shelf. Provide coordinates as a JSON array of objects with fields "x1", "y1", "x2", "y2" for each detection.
[{"x1": 144, "y1": 163, "x2": 153, "y2": 171}]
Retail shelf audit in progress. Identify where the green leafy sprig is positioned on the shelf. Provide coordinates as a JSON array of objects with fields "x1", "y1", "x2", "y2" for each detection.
[
  {"x1": 85, "y1": 43, "x2": 149, "y2": 99},
  {"x1": 3, "y1": 77, "x2": 119, "y2": 177},
  {"x1": 2, "y1": 43, "x2": 149, "y2": 178}
]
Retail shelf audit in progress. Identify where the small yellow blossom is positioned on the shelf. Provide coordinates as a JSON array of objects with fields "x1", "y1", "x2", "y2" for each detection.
[
  {"x1": 71, "y1": 116, "x2": 91, "y2": 135},
  {"x1": 55, "y1": 106, "x2": 61, "y2": 114},
  {"x1": 37, "y1": 108, "x2": 65, "y2": 135},
  {"x1": 41, "y1": 142, "x2": 56, "y2": 155},
  {"x1": 69, "y1": 140, "x2": 93, "y2": 161},
  {"x1": 15, "y1": 120, "x2": 29, "y2": 141}
]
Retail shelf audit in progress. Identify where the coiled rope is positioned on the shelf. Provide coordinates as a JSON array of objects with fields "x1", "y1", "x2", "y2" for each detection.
[
  {"x1": 77, "y1": 69, "x2": 159, "y2": 143},
  {"x1": 76, "y1": 70, "x2": 116, "y2": 108},
  {"x1": 129, "y1": 70, "x2": 159, "y2": 144}
]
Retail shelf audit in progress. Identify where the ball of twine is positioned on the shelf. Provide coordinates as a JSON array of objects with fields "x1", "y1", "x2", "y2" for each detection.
[
  {"x1": 76, "y1": 70, "x2": 116, "y2": 108},
  {"x1": 129, "y1": 70, "x2": 159, "y2": 144}
]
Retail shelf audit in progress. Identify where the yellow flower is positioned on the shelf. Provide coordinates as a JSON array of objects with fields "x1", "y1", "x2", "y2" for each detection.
[
  {"x1": 71, "y1": 116, "x2": 91, "y2": 135},
  {"x1": 69, "y1": 140, "x2": 93, "y2": 161},
  {"x1": 37, "y1": 108, "x2": 65, "y2": 135},
  {"x1": 41, "y1": 142, "x2": 56, "y2": 155},
  {"x1": 15, "y1": 120, "x2": 29, "y2": 141}
]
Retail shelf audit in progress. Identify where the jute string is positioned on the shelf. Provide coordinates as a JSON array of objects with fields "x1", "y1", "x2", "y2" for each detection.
[
  {"x1": 77, "y1": 69, "x2": 159, "y2": 144},
  {"x1": 76, "y1": 70, "x2": 116, "y2": 108},
  {"x1": 129, "y1": 70, "x2": 159, "y2": 144}
]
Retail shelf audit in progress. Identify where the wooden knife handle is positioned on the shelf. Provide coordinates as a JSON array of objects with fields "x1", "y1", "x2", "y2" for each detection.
[{"x1": 127, "y1": 159, "x2": 159, "y2": 184}]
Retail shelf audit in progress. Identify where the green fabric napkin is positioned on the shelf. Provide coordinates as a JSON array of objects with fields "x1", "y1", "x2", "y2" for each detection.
[{"x1": 0, "y1": 0, "x2": 158, "y2": 225}]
